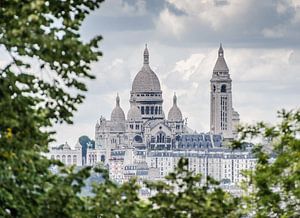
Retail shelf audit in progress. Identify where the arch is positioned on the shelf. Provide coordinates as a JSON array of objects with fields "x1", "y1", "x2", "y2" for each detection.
[
  {"x1": 221, "y1": 84, "x2": 227, "y2": 93},
  {"x1": 67, "y1": 155, "x2": 71, "y2": 165},
  {"x1": 141, "y1": 106, "x2": 144, "y2": 114},
  {"x1": 156, "y1": 131, "x2": 166, "y2": 143},
  {"x1": 62, "y1": 155, "x2": 66, "y2": 164}
]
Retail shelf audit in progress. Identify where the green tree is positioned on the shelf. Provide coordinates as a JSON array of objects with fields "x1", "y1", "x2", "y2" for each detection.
[
  {"x1": 144, "y1": 158, "x2": 241, "y2": 218},
  {"x1": 233, "y1": 109, "x2": 300, "y2": 217},
  {"x1": 0, "y1": 0, "x2": 103, "y2": 217},
  {"x1": 85, "y1": 158, "x2": 241, "y2": 218}
]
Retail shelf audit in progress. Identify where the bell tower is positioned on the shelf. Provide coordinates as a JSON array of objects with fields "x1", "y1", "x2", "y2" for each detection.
[{"x1": 210, "y1": 44, "x2": 234, "y2": 139}]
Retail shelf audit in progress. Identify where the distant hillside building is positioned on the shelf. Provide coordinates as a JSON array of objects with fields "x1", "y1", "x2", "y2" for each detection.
[{"x1": 48, "y1": 45, "x2": 254, "y2": 190}]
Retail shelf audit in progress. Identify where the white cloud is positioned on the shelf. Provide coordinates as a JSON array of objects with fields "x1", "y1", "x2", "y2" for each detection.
[
  {"x1": 165, "y1": 0, "x2": 252, "y2": 30},
  {"x1": 99, "y1": 0, "x2": 147, "y2": 17},
  {"x1": 155, "y1": 8, "x2": 185, "y2": 38},
  {"x1": 262, "y1": 25, "x2": 287, "y2": 38}
]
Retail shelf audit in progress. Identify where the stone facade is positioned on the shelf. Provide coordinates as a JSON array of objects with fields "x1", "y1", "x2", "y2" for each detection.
[
  {"x1": 210, "y1": 44, "x2": 240, "y2": 139},
  {"x1": 46, "y1": 142, "x2": 82, "y2": 166},
  {"x1": 47, "y1": 45, "x2": 254, "y2": 191}
]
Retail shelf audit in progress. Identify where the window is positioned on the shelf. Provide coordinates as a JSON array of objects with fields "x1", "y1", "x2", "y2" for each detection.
[
  {"x1": 151, "y1": 106, "x2": 154, "y2": 114},
  {"x1": 146, "y1": 106, "x2": 149, "y2": 114},
  {"x1": 221, "y1": 84, "x2": 227, "y2": 93},
  {"x1": 156, "y1": 131, "x2": 166, "y2": 143},
  {"x1": 62, "y1": 155, "x2": 66, "y2": 164},
  {"x1": 155, "y1": 106, "x2": 158, "y2": 114},
  {"x1": 213, "y1": 85, "x2": 216, "y2": 92},
  {"x1": 73, "y1": 155, "x2": 77, "y2": 164},
  {"x1": 134, "y1": 135, "x2": 143, "y2": 143},
  {"x1": 101, "y1": 155, "x2": 105, "y2": 162},
  {"x1": 67, "y1": 155, "x2": 71, "y2": 165},
  {"x1": 141, "y1": 106, "x2": 144, "y2": 114}
]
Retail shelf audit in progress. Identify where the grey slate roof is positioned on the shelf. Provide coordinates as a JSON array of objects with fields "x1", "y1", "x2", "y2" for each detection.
[{"x1": 213, "y1": 45, "x2": 229, "y2": 72}]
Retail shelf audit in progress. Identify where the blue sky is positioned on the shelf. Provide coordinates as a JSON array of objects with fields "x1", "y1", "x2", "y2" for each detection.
[{"x1": 51, "y1": 0, "x2": 300, "y2": 146}]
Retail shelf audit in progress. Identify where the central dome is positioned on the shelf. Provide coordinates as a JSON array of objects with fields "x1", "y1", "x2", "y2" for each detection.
[
  {"x1": 131, "y1": 46, "x2": 161, "y2": 93},
  {"x1": 132, "y1": 65, "x2": 161, "y2": 92}
]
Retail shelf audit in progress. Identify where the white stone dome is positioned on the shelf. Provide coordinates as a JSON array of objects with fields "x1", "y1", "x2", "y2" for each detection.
[
  {"x1": 131, "y1": 46, "x2": 161, "y2": 93},
  {"x1": 127, "y1": 103, "x2": 142, "y2": 121},
  {"x1": 168, "y1": 94, "x2": 182, "y2": 121},
  {"x1": 62, "y1": 142, "x2": 71, "y2": 150},
  {"x1": 111, "y1": 95, "x2": 125, "y2": 122}
]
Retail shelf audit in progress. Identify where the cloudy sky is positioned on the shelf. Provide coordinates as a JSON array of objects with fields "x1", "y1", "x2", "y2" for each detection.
[{"x1": 53, "y1": 0, "x2": 300, "y2": 146}]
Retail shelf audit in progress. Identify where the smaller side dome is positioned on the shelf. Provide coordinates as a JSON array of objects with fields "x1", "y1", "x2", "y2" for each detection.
[
  {"x1": 75, "y1": 141, "x2": 82, "y2": 150},
  {"x1": 111, "y1": 94, "x2": 126, "y2": 122},
  {"x1": 168, "y1": 93, "x2": 182, "y2": 121},
  {"x1": 127, "y1": 100, "x2": 142, "y2": 121},
  {"x1": 62, "y1": 142, "x2": 71, "y2": 150}
]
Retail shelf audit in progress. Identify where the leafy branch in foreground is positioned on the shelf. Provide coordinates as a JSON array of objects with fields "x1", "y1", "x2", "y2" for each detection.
[
  {"x1": 0, "y1": 0, "x2": 103, "y2": 217},
  {"x1": 233, "y1": 109, "x2": 300, "y2": 217},
  {"x1": 145, "y1": 158, "x2": 241, "y2": 218}
]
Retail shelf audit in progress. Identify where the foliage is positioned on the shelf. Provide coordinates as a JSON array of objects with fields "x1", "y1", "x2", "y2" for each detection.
[
  {"x1": 145, "y1": 158, "x2": 241, "y2": 218},
  {"x1": 0, "y1": 0, "x2": 103, "y2": 217},
  {"x1": 0, "y1": 1, "x2": 299, "y2": 217},
  {"x1": 86, "y1": 158, "x2": 240, "y2": 218},
  {"x1": 233, "y1": 109, "x2": 300, "y2": 217}
]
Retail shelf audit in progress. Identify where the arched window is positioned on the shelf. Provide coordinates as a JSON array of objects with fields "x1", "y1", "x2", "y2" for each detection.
[
  {"x1": 56, "y1": 155, "x2": 60, "y2": 160},
  {"x1": 62, "y1": 155, "x2": 66, "y2": 164},
  {"x1": 67, "y1": 155, "x2": 71, "y2": 165},
  {"x1": 156, "y1": 131, "x2": 166, "y2": 143},
  {"x1": 73, "y1": 155, "x2": 77, "y2": 165},
  {"x1": 221, "y1": 84, "x2": 226, "y2": 93},
  {"x1": 51, "y1": 155, "x2": 55, "y2": 159},
  {"x1": 141, "y1": 106, "x2": 144, "y2": 114},
  {"x1": 101, "y1": 155, "x2": 105, "y2": 162}
]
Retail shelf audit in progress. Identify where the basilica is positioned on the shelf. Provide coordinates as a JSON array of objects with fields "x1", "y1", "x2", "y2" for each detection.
[
  {"x1": 92, "y1": 44, "x2": 240, "y2": 163},
  {"x1": 48, "y1": 45, "x2": 255, "y2": 190}
]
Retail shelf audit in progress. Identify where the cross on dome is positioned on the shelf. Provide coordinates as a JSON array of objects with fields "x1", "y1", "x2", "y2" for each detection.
[
  {"x1": 144, "y1": 44, "x2": 149, "y2": 65},
  {"x1": 218, "y1": 43, "x2": 224, "y2": 57},
  {"x1": 116, "y1": 93, "x2": 120, "y2": 106},
  {"x1": 173, "y1": 92, "x2": 177, "y2": 106}
]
